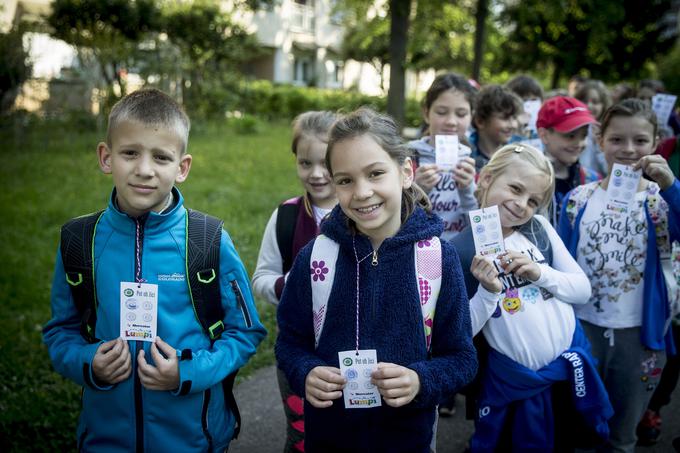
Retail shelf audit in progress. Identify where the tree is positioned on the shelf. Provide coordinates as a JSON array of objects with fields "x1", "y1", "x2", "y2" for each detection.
[
  {"x1": 471, "y1": 0, "x2": 489, "y2": 81},
  {"x1": 342, "y1": 15, "x2": 390, "y2": 91},
  {"x1": 48, "y1": 0, "x2": 161, "y2": 103},
  {"x1": 387, "y1": 0, "x2": 411, "y2": 127},
  {"x1": 0, "y1": 22, "x2": 32, "y2": 114},
  {"x1": 499, "y1": 0, "x2": 675, "y2": 87}
]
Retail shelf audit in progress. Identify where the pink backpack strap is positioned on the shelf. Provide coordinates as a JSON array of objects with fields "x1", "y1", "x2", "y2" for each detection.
[{"x1": 415, "y1": 237, "x2": 442, "y2": 351}]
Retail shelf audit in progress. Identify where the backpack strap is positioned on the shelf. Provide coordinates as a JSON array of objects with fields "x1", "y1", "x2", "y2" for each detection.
[
  {"x1": 276, "y1": 198, "x2": 301, "y2": 275},
  {"x1": 310, "y1": 235, "x2": 339, "y2": 349},
  {"x1": 414, "y1": 237, "x2": 441, "y2": 351},
  {"x1": 186, "y1": 209, "x2": 244, "y2": 440},
  {"x1": 60, "y1": 210, "x2": 105, "y2": 343},
  {"x1": 565, "y1": 181, "x2": 599, "y2": 228},
  {"x1": 310, "y1": 235, "x2": 442, "y2": 352},
  {"x1": 186, "y1": 209, "x2": 225, "y2": 340}
]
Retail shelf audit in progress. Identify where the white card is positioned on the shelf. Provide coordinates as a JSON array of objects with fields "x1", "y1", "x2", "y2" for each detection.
[
  {"x1": 523, "y1": 99, "x2": 542, "y2": 133},
  {"x1": 652, "y1": 94, "x2": 677, "y2": 127},
  {"x1": 435, "y1": 135, "x2": 459, "y2": 170},
  {"x1": 468, "y1": 206, "x2": 505, "y2": 257},
  {"x1": 338, "y1": 349, "x2": 381, "y2": 409},
  {"x1": 605, "y1": 163, "x2": 642, "y2": 215},
  {"x1": 120, "y1": 282, "x2": 158, "y2": 342}
]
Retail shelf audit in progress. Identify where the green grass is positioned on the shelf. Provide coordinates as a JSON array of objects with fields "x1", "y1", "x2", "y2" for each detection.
[{"x1": 0, "y1": 117, "x2": 298, "y2": 451}]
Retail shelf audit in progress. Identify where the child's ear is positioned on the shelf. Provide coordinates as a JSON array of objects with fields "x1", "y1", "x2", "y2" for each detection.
[
  {"x1": 478, "y1": 171, "x2": 493, "y2": 190},
  {"x1": 175, "y1": 153, "x2": 193, "y2": 183},
  {"x1": 421, "y1": 105, "x2": 429, "y2": 124},
  {"x1": 97, "y1": 142, "x2": 112, "y2": 174},
  {"x1": 402, "y1": 157, "x2": 414, "y2": 189},
  {"x1": 537, "y1": 127, "x2": 549, "y2": 146}
]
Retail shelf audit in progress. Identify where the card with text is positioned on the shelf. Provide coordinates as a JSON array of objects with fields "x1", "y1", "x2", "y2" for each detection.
[
  {"x1": 435, "y1": 135, "x2": 460, "y2": 170},
  {"x1": 468, "y1": 206, "x2": 505, "y2": 257},
  {"x1": 338, "y1": 349, "x2": 381, "y2": 409},
  {"x1": 652, "y1": 94, "x2": 677, "y2": 128},
  {"x1": 523, "y1": 99, "x2": 542, "y2": 133},
  {"x1": 605, "y1": 163, "x2": 641, "y2": 215},
  {"x1": 120, "y1": 282, "x2": 158, "y2": 342}
]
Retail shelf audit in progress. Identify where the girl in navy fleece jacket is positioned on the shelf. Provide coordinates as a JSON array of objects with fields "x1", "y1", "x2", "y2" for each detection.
[{"x1": 275, "y1": 108, "x2": 477, "y2": 453}]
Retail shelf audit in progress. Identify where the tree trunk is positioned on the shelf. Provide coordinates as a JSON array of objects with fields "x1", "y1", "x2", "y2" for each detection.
[
  {"x1": 551, "y1": 61, "x2": 561, "y2": 89},
  {"x1": 387, "y1": 0, "x2": 411, "y2": 128},
  {"x1": 472, "y1": 0, "x2": 489, "y2": 82}
]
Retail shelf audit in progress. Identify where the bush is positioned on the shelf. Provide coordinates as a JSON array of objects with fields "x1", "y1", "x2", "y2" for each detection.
[
  {"x1": 230, "y1": 114, "x2": 262, "y2": 135},
  {"x1": 232, "y1": 80, "x2": 422, "y2": 127}
]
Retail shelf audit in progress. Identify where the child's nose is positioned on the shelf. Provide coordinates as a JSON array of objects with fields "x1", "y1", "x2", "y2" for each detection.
[
  {"x1": 135, "y1": 155, "x2": 154, "y2": 176},
  {"x1": 353, "y1": 180, "x2": 373, "y2": 200}
]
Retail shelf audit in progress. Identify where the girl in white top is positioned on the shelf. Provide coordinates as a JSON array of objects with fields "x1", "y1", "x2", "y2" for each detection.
[{"x1": 468, "y1": 143, "x2": 591, "y2": 370}]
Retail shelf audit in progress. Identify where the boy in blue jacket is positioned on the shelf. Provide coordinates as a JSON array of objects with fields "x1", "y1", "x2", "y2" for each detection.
[{"x1": 43, "y1": 88, "x2": 266, "y2": 452}]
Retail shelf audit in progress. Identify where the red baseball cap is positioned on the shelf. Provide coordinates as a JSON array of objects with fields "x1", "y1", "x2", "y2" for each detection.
[{"x1": 536, "y1": 96, "x2": 597, "y2": 133}]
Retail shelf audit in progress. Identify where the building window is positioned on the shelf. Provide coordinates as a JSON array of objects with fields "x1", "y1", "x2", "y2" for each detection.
[
  {"x1": 292, "y1": 0, "x2": 315, "y2": 31},
  {"x1": 294, "y1": 56, "x2": 314, "y2": 85}
]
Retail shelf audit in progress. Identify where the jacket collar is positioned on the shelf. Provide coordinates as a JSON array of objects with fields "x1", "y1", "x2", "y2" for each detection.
[{"x1": 106, "y1": 186, "x2": 186, "y2": 233}]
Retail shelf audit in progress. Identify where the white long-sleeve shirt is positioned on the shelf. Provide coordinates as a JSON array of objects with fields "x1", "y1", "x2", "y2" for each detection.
[{"x1": 469, "y1": 215, "x2": 592, "y2": 370}]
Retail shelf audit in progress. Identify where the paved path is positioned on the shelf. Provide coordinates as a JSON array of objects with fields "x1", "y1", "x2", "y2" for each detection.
[{"x1": 231, "y1": 365, "x2": 679, "y2": 453}]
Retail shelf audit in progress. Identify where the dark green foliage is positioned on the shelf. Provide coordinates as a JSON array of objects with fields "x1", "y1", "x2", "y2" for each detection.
[{"x1": 499, "y1": 0, "x2": 675, "y2": 87}]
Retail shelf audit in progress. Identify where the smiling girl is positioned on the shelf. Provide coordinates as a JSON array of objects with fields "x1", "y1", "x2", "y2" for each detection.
[
  {"x1": 452, "y1": 143, "x2": 612, "y2": 451},
  {"x1": 275, "y1": 108, "x2": 477, "y2": 452},
  {"x1": 559, "y1": 99, "x2": 680, "y2": 452}
]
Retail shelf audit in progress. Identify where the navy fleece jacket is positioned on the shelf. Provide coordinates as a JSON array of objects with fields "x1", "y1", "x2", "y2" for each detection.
[{"x1": 275, "y1": 205, "x2": 477, "y2": 453}]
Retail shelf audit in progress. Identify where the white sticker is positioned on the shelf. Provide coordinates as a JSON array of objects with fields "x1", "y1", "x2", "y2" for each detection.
[
  {"x1": 435, "y1": 135, "x2": 460, "y2": 170},
  {"x1": 652, "y1": 94, "x2": 677, "y2": 128},
  {"x1": 468, "y1": 206, "x2": 506, "y2": 258},
  {"x1": 120, "y1": 282, "x2": 158, "y2": 342},
  {"x1": 605, "y1": 163, "x2": 641, "y2": 215},
  {"x1": 338, "y1": 349, "x2": 381, "y2": 409}
]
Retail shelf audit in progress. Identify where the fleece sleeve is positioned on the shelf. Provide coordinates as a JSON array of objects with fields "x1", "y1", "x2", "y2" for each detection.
[
  {"x1": 532, "y1": 215, "x2": 592, "y2": 305},
  {"x1": 175, "y1": 230, "x2": 267, "y2": 395},
  {"x1": 42, "y1": 248, "x2": 110, "y2": 390},
  {"x1": 274, "y1": 243, "x2": 327, "y2": 397},
  {"x1": 458, "y1": 179, "x2": 479, "y2": 214},
  {"x1": 407, "y1": 242, "x2": 478, "y2": 408},
  {"x1": 252, "y1": 208, "x2": 285, "y2": 306}
]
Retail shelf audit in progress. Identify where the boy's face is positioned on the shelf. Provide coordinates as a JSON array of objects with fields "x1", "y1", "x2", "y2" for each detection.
[
  {"x1": 599, "y1": 115, "x2": 656, "y2": 169},
  {"x1": 98, "y1": 120, "x2": 191, "y2": 218},
  {"x1": 539, "y1": 125, "x2": 589, "y2": 166},
  {"x1": 476, "y1": 112, "x2": 517, "y2": 148}
]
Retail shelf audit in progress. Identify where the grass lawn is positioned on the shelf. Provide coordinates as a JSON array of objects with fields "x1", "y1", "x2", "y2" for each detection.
[{"x1": 0, "y1": 117, "x2": 298, "y2": 450}]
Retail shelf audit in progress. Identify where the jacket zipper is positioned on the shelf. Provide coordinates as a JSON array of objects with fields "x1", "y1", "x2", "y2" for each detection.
[
  {"x1": 230, "y1": 280, "x2": 253, "y2": 328},
  {"x1": 201, "y1": 389, "x2": 214, "y2": 450},
  {"x1": 133, "y1": 217, "x2": 145, "y2": 453}
]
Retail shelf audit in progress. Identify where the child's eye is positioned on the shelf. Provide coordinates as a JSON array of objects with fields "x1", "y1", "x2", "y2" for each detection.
[
  {"x1": 369, "y1": 170, "x2": 384, "y2": 178},
  {"x1": 335, "y1": 177, "x2": 351, "y2": 186},
  {"x1": 155, "y1": 154, "x2": 172, "y2": 162},
  {"x1": 456, "y1": 110, "x2": 470, "y2": 118},
  {"x1": 635, "y1": 138, "x2": 650, "y2": 145},
  {"x1": 509, "y1": 185, "x2": 520, "y2": 193},
  {"x1": 435, "y1": 109, "x2": 449, "y2": 116},
  {"x1": 528, "y1": 199, "x2": 538, "y2": 208},
  {"x1": 121, "y1": 150, "x2": 137, "y2": 157},
  {"x1": 298, "y1": 160, "x2": 311, "y2": 168}
]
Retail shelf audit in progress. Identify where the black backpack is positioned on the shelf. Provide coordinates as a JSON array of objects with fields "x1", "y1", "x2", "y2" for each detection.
[
  {"x1": 59, "y1": 208, "x2": 242, "y2": 439},
  {"x1": 275, "y1": 198, "x2": 301, "y2": 275}
]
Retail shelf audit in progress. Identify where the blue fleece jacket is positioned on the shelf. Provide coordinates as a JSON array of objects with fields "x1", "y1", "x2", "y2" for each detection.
[
  {"x1": 275, "y1": 205, "x2": 478, "y2": 453},
  {"x1": 43, "y1": 188, "x2": 267, "y2": 452},
  {"x1": 472, "y1": 322, "x2": 613, "y2": 452},
  {"x1": 558, "y1": 179, "x2": 680, "y2": 353}
]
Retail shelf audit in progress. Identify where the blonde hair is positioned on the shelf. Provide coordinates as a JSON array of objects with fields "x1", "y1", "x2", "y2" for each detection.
[
  {"x1": 327, "y1": 107, "x2": 431, "y2": 221},
  {"x1": 107, "y1": 88, "x2": 190, "y2": 154},
  {"x1": 291, "y1": 111, "x2": 338, "y2": 154},
  {"x1": 475, "y1": 143, "x2": 555, "y2": 213}
]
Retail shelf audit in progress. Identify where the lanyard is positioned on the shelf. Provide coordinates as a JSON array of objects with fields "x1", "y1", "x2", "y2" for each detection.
[{"x1": 352, "y1": 236, "x2": 374, "y2": 354}]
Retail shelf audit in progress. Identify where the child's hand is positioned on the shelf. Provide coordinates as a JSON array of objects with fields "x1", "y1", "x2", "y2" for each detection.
[
  {"x1": 415, "y1": 164, "x2": 442, "y2": 193},
  {"x1": 137, "y1": 337, "x2": 179, "y2": 391},
  {"x1": 470, "y1": 255, "x2": 502, "y2": 293},
  {"x1": 635, "y1": 155, "x2": 675, "y2": 190},
  {"x1": 305, "y1": 366, "x2": 346, "y2": 408},
  {"x1": 453, "y1": 157, "x2": 476, "y2": 189},
  {"x1": 371, "y1": 363, "x2": 420, "y2": 408},
  {"x1": 499, "y1": 251, "x2": 541, "y2": 282},
  {"x1": 92, "y1": 338, "x2": 132, "y2": 385}
]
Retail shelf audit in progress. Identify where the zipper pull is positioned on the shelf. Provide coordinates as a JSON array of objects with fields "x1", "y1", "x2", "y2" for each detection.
[{"x1": 371, "y1": 250, "x2": 378, "y2": 266}]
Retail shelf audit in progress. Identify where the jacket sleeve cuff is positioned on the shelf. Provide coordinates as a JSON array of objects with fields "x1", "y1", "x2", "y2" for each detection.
[
  {"x1": 274, "y1": 276, "x2": 286, "y2": 300},
  {"x1": 82, "y1": 342, "x2": 114, "y2": 391},
  {"x1": 172, "y1": 349, "x2": 195, "y2": 396}
]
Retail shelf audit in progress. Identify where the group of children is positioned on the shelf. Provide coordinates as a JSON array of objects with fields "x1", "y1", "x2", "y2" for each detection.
[{"x1": 43, "y1": 73, "x2": 679, "y2": 453}]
